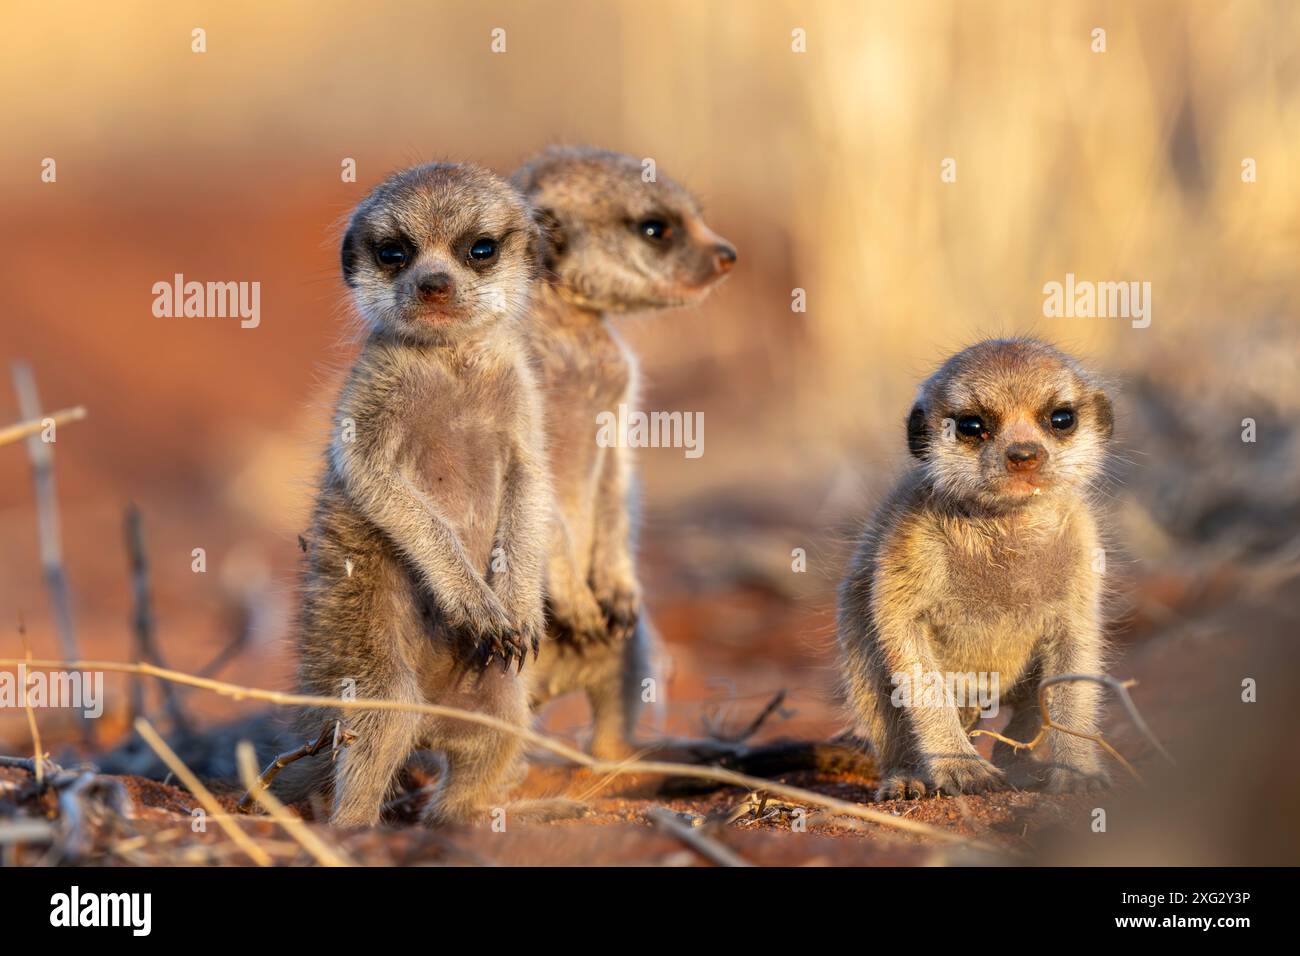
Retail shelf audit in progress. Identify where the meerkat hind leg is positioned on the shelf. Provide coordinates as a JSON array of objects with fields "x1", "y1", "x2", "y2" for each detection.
[
  {"x1": 585, "y1": 643, "x2": 635, "y2": 762},
  {"x1": 331, "y1": 679, "x2": 425, "y2": 829},
  {"x1": 991, "y1": 675, "x2": 1050, "y2": 789},
  {"x1": 1037, "y1": 631, "x2": 1110, "y2": 793},
  {"x1": 420, "y1": 671, "x2": 529, "y2": 826},
  {"x1": 323, "y1": 569, "x2": 433, "y2": 829}
]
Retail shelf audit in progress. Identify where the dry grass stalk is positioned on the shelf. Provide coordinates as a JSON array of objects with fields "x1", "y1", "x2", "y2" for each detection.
[
  {"x1": 132, "y1": 717, "x2": 272, "y2": 866},
  {"x1": 235, "y1": 741, "x2": 352, "y2": 867},
  {"x1": 0, "y1": 406, "x2": 86, "y2": 449},
  {"x1": 0, "y1": 820, "x2": 56, "y2": 846},
  {"x1": 4, "y1": 657, "x2": 974, "y2": 846}
]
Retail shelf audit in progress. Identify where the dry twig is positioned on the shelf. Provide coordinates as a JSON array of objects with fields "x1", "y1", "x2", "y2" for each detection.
[
  {"x1": 123, "y1": 505, "x2": 191, "y2": 735},
  {"x1": 235, "y1": 741, "x2": 352, "y2": 867},
  {"x1": 712, "y1": 689, "x2": 790, "y2": 744},
  {"x1": 11, "y1": 364, "x2": 89, "y2": 743},
  {"x1": 970, "y1": 673, "x2": 1174, "y2": 784},
  {"x1": 3, "y1": 657, "x2": 977, "y2": 847},
  {"x1": 51, "y1": 772, "x2": 97, "y2": 863},
  {"x1": 723, "y1": 790, "x2": 812, "y2": 827},
  {"x1": 647, "y1": 808, "x2": 753, "y2": 867},
  {"x1": 132, "y1": 717, "x2": 272, "y2": 866},
  {"x1": 18, "y1": 626, "x2": 46, "y2": 787},
  {"x1": 238, "y1": 721, "x2": 356, "y2": 812},
  {"x1": 11, "y1": 365, "x2": 80, "y2": 664}
]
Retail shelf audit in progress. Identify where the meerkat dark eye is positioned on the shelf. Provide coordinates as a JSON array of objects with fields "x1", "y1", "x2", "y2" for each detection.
[
  {"x1": 956, "y1": 415, "x2": 989, "y2": 440},
  {"x1": 637, "y1": 219, "x2": 672, "y2": 243},
  {"x1": 1050, "y1": 408, "x2": 1077, "y2": 432},
  {"x1": 376, "y1": 243, "x2": 408, "y2": 268},
  {"x1": 468, "y1": 237, "x2": 497, "y2": 262}
]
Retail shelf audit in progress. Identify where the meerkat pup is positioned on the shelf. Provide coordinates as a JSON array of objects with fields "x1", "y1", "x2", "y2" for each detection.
[
  {"x1": 510, "y1": 146, "x2": 736, "y2": 759},
  {"x1": 278, "y1": 163, "x2": 549, "y2": 827},
  {"x1": 838, "y1": 338, "x2": 1114, "y2": 799}
]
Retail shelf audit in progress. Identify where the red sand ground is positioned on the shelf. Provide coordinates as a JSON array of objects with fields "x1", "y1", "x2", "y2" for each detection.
[{"x1": 4, "y1": 550, "x2": 1275, "y2": 867}]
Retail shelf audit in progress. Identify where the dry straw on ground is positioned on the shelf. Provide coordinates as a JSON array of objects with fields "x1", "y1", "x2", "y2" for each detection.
[
  {"x1": 3, "y1": 657, "x2": 973, "y2": 845},
  {"x1": 2, "y1": 656, "x2": 1169, "y2": 860}
]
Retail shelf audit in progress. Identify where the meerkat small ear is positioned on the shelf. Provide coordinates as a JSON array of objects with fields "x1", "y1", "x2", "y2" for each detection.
[
  {"x1": 531, "y1": 206, "x2": 566, "y2": 274},
  {"x1": 906, "y1": 403, "x2": 929, "y2": 458},
  {"x1": 340, "y1": 224, "x2": 360, "y2": 288},
  {"x1": 1092, "y1": 390, "x2": 1114, "y2": 440}
]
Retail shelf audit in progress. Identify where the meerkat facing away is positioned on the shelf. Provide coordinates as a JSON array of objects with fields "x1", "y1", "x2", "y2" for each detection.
[
  {"x1": 838, "y1": 339, "x2": 1114, "y2": 799},
  {"x1": 510, "y1": 146, "x2": 736, "y2": 759},
  {"x1": 275, "y1": 163, "x2": 549, "y2": 827}
]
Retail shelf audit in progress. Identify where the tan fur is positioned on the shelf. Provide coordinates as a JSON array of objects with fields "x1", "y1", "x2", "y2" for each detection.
[
  {"x1": 837, "y1": 339, "x2": 1114, "y2": 799},
  {"x1": 511, "y1": 147, "x2": 736, "y2": 759},
  {"x1": 276, "y1": 163, "x2": 550, "y2": 827}
]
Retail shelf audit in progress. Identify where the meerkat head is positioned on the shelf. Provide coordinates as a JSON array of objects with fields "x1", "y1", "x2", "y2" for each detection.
[
  {"x1": 905, "y1": 339, "x2": 1114, "y2": 510},
  {"x1": 511, "y1": 146, "x2": 737, "y2": 312},
  {"x1": 341, "y1": 163, "x2": 541, "y2": 342}
]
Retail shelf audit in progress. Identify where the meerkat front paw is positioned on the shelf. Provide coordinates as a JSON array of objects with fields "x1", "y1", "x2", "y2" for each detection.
[
  {"x1": 1042, "y1": 763, "x2": 1111, "y2": 794},
  {"x1": 545, "y1": 587, "x2": 608, "y2": 648},
  {"x1": 455, "y1": 614, "x2": 530, "y2": 674},
  {"x1": 517, "y1": 615, "x2": 544, "y2": 664},
  {"x1": 592, "y1": 579, "x2": 641, "y2": 643},
  {"x1": 874, "y1": 772, "x2": 931, "y2": 801},
  {"x1": 925, "y1": 754, "x2": 1007, "y2": 796}
]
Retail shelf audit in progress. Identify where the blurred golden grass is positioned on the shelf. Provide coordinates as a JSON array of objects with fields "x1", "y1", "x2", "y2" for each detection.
[{"x1": 1, "y1": 0, "x2": 1297, "y2": 516}]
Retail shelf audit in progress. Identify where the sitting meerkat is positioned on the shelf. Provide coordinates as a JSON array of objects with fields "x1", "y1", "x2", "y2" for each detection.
[
  {"x1": 510, "y1": 146, "x2": 736, "y2": 759},
  {"x1": 277, "y1": 163, "x2": 549, "y2": 827},
  {"x1": 838, "y1": 338, "x2": 1114, "y2": 799}
]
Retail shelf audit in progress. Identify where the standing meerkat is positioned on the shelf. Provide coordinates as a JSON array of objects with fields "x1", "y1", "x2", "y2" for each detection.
[
  {"x1": 277, "y1": 163, "x2": 549, "y2": 827},
  {"x1": 510, "y1": 146, "x2": 736, "y2": 759},
  {"x1": 838, "y1": 339, "x2": 1114, "y2": 799}
]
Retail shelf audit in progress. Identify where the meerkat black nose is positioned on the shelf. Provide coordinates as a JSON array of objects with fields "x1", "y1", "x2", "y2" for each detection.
[
  {"x1": 416, "y1": 272, "x2": 454, "y2": 302},
  {"x1": 712, "y1": 243, "x2": 737, "y2": 274},
  {"x1": 1005, "y1": 442, "x2": 1045, "y2": 472}
]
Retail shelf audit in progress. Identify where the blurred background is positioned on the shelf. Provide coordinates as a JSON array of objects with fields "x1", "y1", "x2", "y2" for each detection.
[{"x1": 1, "y1": 1, "x2": 1298, "y2": 863}]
